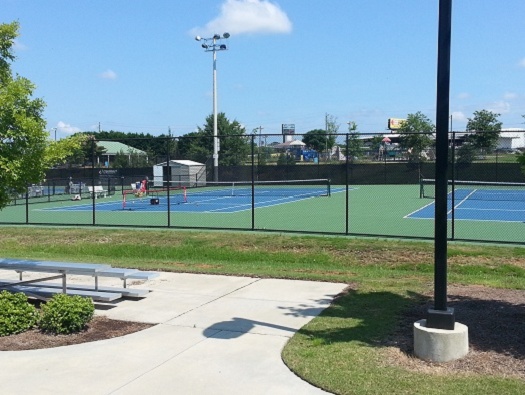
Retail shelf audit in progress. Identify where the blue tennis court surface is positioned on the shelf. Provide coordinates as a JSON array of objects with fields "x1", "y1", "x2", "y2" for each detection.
[
  {"x1": 406, "y1": 188, "x2": 525, "y2": 222},
  {"x1": 41, "y1": 186, "x2": 346, "y2": 213}
]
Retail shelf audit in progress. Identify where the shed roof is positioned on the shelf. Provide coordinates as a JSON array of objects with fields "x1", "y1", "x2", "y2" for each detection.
[
  {"x1": 97, "y1": 141, "x2": 147, "y2": 155},
  {"x1": 155, "y1": 160, "x2": 205, "y2": 167}
]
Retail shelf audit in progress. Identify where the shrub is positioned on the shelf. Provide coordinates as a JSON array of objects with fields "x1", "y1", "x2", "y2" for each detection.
[
  {"x1": 39, "y1": 294, "x2": 95, "y2": 334},
  {"x1": 0, "y1": 291, "x2": 39, "y2": 336}
]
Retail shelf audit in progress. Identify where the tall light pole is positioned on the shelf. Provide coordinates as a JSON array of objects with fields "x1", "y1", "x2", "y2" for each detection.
[{"x1": 195, "y1": 32, "x2": 230, "y2": 182}]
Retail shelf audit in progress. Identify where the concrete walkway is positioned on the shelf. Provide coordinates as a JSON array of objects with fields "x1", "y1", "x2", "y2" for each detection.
[{"x1": 0, "y1": 272, "x2": 347, "y2": 395}]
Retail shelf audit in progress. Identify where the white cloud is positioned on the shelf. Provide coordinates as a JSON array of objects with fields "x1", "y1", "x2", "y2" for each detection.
[
  {"x1": 13, "y1": 39, "x2": 27, "y2": 51},
  {"x1": 487, "y1": 100, "x2": 511, "y2": 114},
  {"x1": 519, "y1": 58, "x2": 525, "y2": 68},
  {"x1": 451, "y1": 111, "x2": 467, "y2": 123},
  {"x1": 190, "y1": 0, "x2": 292, "y2": 36},
  {"x1": 457, "y1": 92, "x2": 470, "y2": 100},
  {"x1": 99, "y1": 69, "x2": 117, "y2": 80},
  {"x1": 57, "y1": 121, "x2": 82, "y2": 135},
  {"x1": 503, "y1": 91, "x2": 518, "y2": 100}
]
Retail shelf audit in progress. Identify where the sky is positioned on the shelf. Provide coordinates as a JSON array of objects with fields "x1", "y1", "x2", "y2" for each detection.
[{"x1": 3, "y1": 0, "x2": 525, "y2": 139}]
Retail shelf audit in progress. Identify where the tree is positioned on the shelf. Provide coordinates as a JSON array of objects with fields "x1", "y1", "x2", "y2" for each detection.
[
  {"x1": 454, "y1": 143, "x2": 476, "y2": 170},
  {"x1": 112, "y1": 150, "x2": 129, "y2": 169},
  {"x1": 302, "y1": 129, "x2": 336, "y2": 153},
  {"x1": 466, "y1": 109, "x2": 502, "y2": 152},
  {"x1": 398, "y1": 111, "x2": 434, "y2": 165},
  {"x1": 345, "y1": 121, "x2": 362, "y2": 161},
  {"x1": 277, "y1": 153, "x2": 295, "y2": 165},
  {"x1": 369, "y1": 136, "x2": 384, "y2": 152},
  {"x1": 0, "y1": 22, "x2": 48, "y2": 208},
  {"x1": 517, "y1": 114, "x2": 525, "y2": 176},
  {"x1": 65, "y1": 134, "x2": 107, "y2": 167},
  {"x1": 178, "y1": 113, "x2": 250, "y2": 166},
  {"x1": 325, "y1": 114, "x2": 339, "y2": 161},
  {"x1": 515, "y1": 150, "x2": 525, "y2": 175},
  {"x1": 44, "y1": 134, "x2": 88, "y2": 168}
]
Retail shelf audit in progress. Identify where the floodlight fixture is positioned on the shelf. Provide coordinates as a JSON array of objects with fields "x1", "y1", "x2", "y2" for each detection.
[{"x1": 194, "y1": 32, "x2": 231, "y2": 182}]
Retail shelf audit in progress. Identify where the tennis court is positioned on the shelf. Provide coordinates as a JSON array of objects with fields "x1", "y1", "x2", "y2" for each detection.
[
  {"x1": 1, "y1": 182, "x2": 523, "y2": 243},
  {"x1": 41, "y1": 182, "x2": 345, "y2": 214},
  {"x1": 408, "y1": 180, "x2": 525, "y2": 222}
]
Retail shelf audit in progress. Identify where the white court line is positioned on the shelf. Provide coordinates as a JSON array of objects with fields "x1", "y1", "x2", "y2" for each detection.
[
  {"x1": 455, "y1": 207, "x2": 525, "y2": 212},
  {"x1": 448, "y1": 188, "x2": 478, "y2": 215},
  {"x1": 207, "y1": 187, "x2": 347, "y2": 213},
  {"x1": 35, "y1": 188, "x2": 348, "y2": 214},
  {"x1": 403, "y1": 200, "x2": 436, "y2": 219}
]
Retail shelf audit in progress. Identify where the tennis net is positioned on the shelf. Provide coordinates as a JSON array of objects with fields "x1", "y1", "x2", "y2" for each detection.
[
  {"x1": 151, "y1": 179, "x2": 331, "y2": 199},
  {"x1": 420, "y1": 179, "x2": 525, "y2": 202}
]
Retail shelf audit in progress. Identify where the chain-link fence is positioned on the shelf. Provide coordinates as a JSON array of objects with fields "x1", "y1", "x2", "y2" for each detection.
[{"x1": 1, "y1": 131, "x2": 524, "y2": 244}]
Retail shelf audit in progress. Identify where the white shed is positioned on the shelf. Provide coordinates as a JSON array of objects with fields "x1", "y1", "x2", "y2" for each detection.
[
  {"x1": 497, "y1": 129, "x2": 525, "y2": 150},
  {"x1": 153, "y1": 160, "x2": 206, "y2": 187}
]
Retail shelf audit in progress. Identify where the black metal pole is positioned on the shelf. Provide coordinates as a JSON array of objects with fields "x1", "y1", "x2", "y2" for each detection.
[
  {"x1": 25, "y1": 183, "x2": 29, "y2": 224},
  {"x1": 167, "y1": 137, "x2": 171, "y2": 228},
  {"x1": 91, "y1": 139, "x2": 96, "y2": 226},
  {"x1": 251, "y1": 135, "x2": 255, "y2": 230},
  {"x1": 427, "y1": 0, "x2": 455, "y2": 330},
  {"x1": 345, "y1": 134, "x2": 349, "y2": 235},
  {"x1": 451, "y1": 131, "x2": 456, "y2": 240}
]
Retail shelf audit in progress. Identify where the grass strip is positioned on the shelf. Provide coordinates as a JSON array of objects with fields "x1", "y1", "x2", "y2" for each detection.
[{"x1": 0, "y1": 226, "x2": 524, "y2": 394}]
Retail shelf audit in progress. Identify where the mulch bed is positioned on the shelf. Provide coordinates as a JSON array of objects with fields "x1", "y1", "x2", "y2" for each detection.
[
  {"x1": 0, "y1": 316, "x2": 152, "y2": 351},
  {"x1": 381, "y1": 285, "x2": 525, "y2": 380}
]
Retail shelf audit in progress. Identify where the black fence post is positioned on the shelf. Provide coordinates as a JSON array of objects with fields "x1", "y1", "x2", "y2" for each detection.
[
  {"x1": 25, "y1": 183, "x2": 29, "y2": 224},
  {"x1": 251, "y1": 135, "x2": 255, "y2": 230},
  {"x1": 91, "y1": 139, "x2": 96, "y2": 226},
  {"x1": 167, "y1": 137, "x2": 171, "y2": 228},
  {"x1": 451, "y1": 131, "x2": 456, "y2": 240},
  {"x1": 47, "y1": 179, "x2": 51, "y2": 202},
  {"x1": 345, "y1": 134, "x2": 349, "y2": 235}
]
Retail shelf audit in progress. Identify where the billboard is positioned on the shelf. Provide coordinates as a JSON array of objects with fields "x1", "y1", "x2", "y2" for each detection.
[
  {"x1": 388, "y1": 118, "x2": 406, "y2": 130},
  {"x1": 282, "y1": 124, "x2": 295, "y2": 135}
]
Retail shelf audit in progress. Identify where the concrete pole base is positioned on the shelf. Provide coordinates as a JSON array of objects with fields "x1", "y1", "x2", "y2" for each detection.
[{"x1": 413, "y1": 319, "x2": 469, "y2": 362}]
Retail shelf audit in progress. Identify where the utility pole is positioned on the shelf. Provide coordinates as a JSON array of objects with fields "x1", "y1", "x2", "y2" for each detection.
[{"x1": 325, "y1": 113, "x2": 329, "y2": 162}]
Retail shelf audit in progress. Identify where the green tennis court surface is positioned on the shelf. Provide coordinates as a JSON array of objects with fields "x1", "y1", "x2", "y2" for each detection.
[{"x1": 1, "y1": 184, "x2": 523, "y2": 244}]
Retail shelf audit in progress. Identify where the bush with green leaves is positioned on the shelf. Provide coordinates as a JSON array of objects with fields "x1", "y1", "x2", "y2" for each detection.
[
  {"x1": 39, "y1": 294, "x2": 95, "y2": 334},
  {"x1": 517, "y1": 151, "x2": 525, "y2": 175},
  {"x1": 0, "y1": 290, "x2": 39, "y2": 336}
]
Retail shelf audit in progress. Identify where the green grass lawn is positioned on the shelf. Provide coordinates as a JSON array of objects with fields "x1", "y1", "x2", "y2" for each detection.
[{"x1": 0, "y1": 227, "x2": 524, "y2": 394}]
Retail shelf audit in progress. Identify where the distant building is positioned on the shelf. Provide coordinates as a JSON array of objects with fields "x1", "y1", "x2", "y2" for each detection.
[
  {"x1": 497, "y1": 129, "x2": 525, "y2": 150},
  {"x1": 153, "y1": 160, "x2": 206, "y2": 187},
  {"x1": 97, "y1": 141, "x2": 148, "y2": 167}
]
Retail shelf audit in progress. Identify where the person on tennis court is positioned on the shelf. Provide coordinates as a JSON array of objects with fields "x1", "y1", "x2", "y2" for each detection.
[{"x1": 140, "y1": 177, "x2": 148, "y2": 194}]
